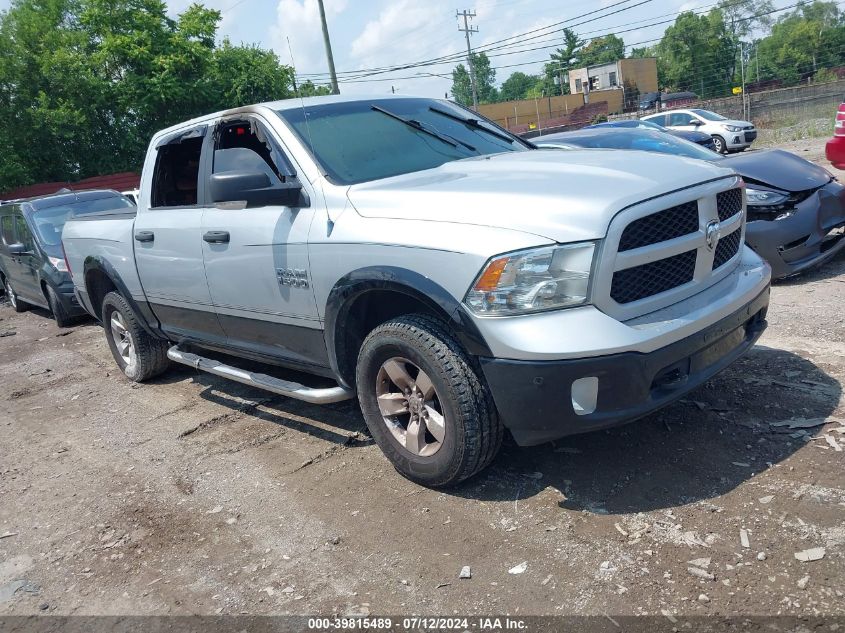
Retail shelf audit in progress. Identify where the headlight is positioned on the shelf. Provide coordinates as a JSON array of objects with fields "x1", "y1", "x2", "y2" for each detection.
[
  {"x1": 465, "y1": 243, "x2": 595, "y2": 316},
  {"x1": 724, "y1": 125, "x2": 742, "y2": 132},
  {"x1": 745, "y1": 187, "x2": 789, "y2": 206},
  {"x1": 48, "y1": 256, "x2": 68, "y2": 272}
]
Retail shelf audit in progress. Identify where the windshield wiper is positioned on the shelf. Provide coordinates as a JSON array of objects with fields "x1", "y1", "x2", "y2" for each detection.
[
  {"x1": 371, "y1": 106, "x2": 475, "y2": 151},
  {"x1": 428, "y1": 107, "x2": 515, "y2": 144}
]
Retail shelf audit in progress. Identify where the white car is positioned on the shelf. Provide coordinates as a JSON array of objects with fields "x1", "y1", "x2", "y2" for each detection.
[{"x1": 642, "y1": 108, "x2": 757, "y2": 154}]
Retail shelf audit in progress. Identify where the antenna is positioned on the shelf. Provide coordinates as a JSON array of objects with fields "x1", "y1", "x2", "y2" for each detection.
[
  {"x1": 287, "y1": 37, "x2": 318, "y2": 157},
  {"x1": 287, "y1": 37, "x2": 336, "y2": 232}
]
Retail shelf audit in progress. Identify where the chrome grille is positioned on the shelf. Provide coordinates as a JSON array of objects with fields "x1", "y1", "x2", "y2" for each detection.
[
  {"x1": 618, "y1": 201, "x2": 698, "y2": 251},
  {"x1": 712, "y1": 228, "x2": 742, "y2": 270},
  {"x1": 611, "y1": 250, "x2": 696, "y2": 304},
  {"x1": 593, "y1": 177, "x2": 746, "y2": 322},
  {"x1": 717, "y1": 188, "x2": 743, "y2": 221}
]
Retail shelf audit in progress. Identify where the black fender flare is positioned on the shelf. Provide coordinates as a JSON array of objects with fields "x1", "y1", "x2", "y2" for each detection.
[
  {"x1": 324, "y1": 266, "x2": 492, "y2": 388},
  {"x1": 82, "y1": 256, "x2": 162, "y2": 337}
]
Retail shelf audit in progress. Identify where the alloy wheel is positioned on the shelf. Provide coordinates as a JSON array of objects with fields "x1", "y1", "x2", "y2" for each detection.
[
  {"x1": 375, "y1": 357, "x2": 446, "y2": 457},
  {"x1": 110, "y1": 310, "x2": 136, "y2": 366}
]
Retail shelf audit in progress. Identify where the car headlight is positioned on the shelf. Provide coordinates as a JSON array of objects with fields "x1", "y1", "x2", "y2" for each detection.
[
  {"x1": 745, "y1": 187, "x2": 789, "y2": 206},
  {"x1": 724, "y1": 125, "x2": 742, "y2": 132},
  {"x1": 48, "y1": 256, "x2": 68, "y2": 272},
  {"x1": 465, "y1": 243, "x2": 595, "y2": 316}
]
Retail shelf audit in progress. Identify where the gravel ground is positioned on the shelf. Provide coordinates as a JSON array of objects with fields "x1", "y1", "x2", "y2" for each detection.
[{"x1": 1, "y1": 139, "x2": 844, "y2": 619}]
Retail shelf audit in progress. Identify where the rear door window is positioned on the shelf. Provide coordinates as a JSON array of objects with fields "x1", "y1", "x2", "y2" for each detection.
[
  {"x1": 151, "y1": 127, "x2": 206, "y2": 208},
  {"x1": 668, "y1": 112, "x2": 694, "y2": 126}
]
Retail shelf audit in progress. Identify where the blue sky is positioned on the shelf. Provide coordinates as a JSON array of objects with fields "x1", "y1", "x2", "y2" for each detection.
[{"x1": 0, "y1": 0, "x2": 759, "y2": 97}]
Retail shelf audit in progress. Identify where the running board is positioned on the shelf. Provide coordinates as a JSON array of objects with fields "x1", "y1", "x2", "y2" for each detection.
[{"x1": 167, "y1": 346, "x2": 355, "y2": 404}]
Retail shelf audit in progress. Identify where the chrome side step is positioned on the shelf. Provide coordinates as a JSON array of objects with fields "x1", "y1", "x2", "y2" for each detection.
[{"x1": 167, "y1": 346, "x2": 355, "y2": 405}]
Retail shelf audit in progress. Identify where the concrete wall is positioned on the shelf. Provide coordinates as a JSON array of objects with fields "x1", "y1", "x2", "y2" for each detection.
[
  {"x1": 478, "y1": 94, "x2": 585, "y2": 129},
  {"x1": 589, "y1": 88, "x2": 624, "y2": 115},
  {"x1": 619, "y1": 58, "x2": 658, "y2": 95}
]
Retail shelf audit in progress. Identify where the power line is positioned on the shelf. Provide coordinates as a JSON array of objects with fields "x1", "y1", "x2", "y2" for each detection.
[
  {"x1": 296, "y1": 0, "x2": 653, "y2": 80},
  {"x1": 312, "y1": 0, "x2": 825, "y2": 87}
]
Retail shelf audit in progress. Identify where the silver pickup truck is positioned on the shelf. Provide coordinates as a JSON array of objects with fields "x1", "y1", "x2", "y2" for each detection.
[{"x1": 62, "y1": 95, "x2": 771, "y2": 487}]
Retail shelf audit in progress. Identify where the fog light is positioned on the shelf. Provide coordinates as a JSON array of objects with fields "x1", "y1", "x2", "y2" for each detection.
[{"x1": 571, "y1": 377, "x2": 599, "y2": 416}]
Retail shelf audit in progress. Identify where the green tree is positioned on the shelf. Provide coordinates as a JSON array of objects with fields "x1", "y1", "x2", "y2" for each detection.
[
  {"x1": 576, "y1": 34, "x2": 625, "y2": 67},
  {"x1": 297, "y1": 80, "x2": 333, "y2": 97},
  {"x1": 0, "y1": 0, "x2": 295, "y2": 191},
  {"x1": 450, "y1": 52, "x2": 497, "y2": 106},
  {"x1": 542, "y1": 28, "x2": 583, "y2": 96},
  {"x1": 657, "y1": 11, "x2": 735, "y2": 97},
  {"x1": 498, "y1": 71, "x2": 539, "y2": 101},
  {"x1": 756, "y1": 1, "x2": 845, "y2": 84}
]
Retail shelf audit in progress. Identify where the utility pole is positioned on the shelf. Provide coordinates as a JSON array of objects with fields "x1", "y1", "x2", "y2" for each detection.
[
  {"x1": 457, "y1": 9, "x2": 479, "y2": 110},
  {"x1": 316, "y1": 0, "x2": 339, "y2": 94},
  {"x1": 740, "y1": 41, "x2": 748, "y2": 120}
]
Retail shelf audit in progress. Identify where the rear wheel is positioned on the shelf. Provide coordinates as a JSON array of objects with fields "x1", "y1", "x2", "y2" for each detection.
[
  {"x1": 3, "y1": 276, "x2": 28, "y2": 313},
  {"x1": 101, "y1": 291, "x2": 170, "y2": 382},
  {"x1": 46, "y1": 285, "x2": 73, "y2": 328},
  {"x1": 356, "y1": 314, "x2": 502, "y2": 487},
  {"x1": 712, "y1": 135, "x2": 727, "y2": 154}
]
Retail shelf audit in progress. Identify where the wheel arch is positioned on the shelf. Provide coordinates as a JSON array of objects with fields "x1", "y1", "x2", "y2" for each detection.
[
  {"x1": 82, "y1": 257, "x2": 161, "y2": 336},
  {"x1": 324, "y1": 266, "x2": 492, "y2": 389}
]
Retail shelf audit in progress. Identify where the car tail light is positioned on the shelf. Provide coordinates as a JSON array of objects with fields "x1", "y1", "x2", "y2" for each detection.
[
  {"x1": 835, "y1": 103, "x2": 845, "y2": 137},
  {"x1": 61, "y1": 241, "x2": 72, "y2": 276}
]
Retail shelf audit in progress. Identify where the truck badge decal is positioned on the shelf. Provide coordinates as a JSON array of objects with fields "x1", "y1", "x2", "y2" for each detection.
[
  {"x1": 705, "y1": 220, "x2": 721, "y2": 251},
  {"x1": 276, "y1": 268, "x2": 309, "y2": 289}
]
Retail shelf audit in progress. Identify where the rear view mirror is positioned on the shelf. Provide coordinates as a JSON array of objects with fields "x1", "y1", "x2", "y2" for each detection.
[
  {"x1": 209, "y1": 170, "x2": 307, "y2": 208},
  {"x1": 7, "y1": 243, "x2": 30, "y2": 256},
  {"x1": 692, "y1": 119, "x2": 703, "y2": 126}
]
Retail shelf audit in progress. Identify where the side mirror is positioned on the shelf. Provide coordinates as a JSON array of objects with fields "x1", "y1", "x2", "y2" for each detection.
[
  {"x1": 691, "y1": 119, "x2": 703, "y2": 126},
  {"x1": 209, "y1": 170, "x2": 307, "y2": 208},
  {"x1": 7, "y1": 243, "x2": 30, "y2": 256}
]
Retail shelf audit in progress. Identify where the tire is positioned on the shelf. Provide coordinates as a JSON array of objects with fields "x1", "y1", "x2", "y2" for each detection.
[
  {"x1": 712, "y1": 135, "x2": 727, "y2": 154},
  {"x1": 3, "y1": 276, "x2": 28, "y2": 313},
  {"x1": 101, "y1": 291, "x2": 170, "y2": 382},
  {"x1": 46, "y1": 285, "x2": 73, "y2": 328},
  {"x1": 356, "y1": 314, "x2": 503, "y2": 487}
]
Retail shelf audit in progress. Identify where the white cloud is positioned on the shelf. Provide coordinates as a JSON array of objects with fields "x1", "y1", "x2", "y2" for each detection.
[{"x1": 270, "y1": 0, "x2": 348, "y2": 75}]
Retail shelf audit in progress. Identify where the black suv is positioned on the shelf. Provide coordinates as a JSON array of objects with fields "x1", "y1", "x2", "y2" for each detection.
[{"x1": 0, "y1": 190, "x2": 134, "y2": 326}]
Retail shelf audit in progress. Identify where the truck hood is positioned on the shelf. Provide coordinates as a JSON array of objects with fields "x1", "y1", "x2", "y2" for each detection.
[
  {"x1": 720, "y1": 149, "x2": 832, "y2": 193},
  {"x1": 347, "y1": 149, "x2": 736, "y2": 243}
]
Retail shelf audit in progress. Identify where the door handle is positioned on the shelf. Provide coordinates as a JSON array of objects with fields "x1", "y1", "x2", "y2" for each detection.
[
  {"x1": 203, "y1": 231, "x2": 230, "y2": 244},
  {"x1": 134, "y1": 231, "x2": 155, "y2": 243}
]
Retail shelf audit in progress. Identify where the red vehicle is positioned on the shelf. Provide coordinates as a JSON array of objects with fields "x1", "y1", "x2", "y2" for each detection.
[{"x1": 826, "y1": 102, "x2": 845, "y2": 169}]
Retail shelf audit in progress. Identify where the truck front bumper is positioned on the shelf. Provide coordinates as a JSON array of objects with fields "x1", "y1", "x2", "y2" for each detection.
[{"x1": 480, "y1": 288, "x2": 769, "y2": 446}]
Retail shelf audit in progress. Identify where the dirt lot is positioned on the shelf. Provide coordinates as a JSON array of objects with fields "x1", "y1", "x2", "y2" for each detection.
[{"x1": 1, "y1": 139, "x2": 844, "y2": 620}]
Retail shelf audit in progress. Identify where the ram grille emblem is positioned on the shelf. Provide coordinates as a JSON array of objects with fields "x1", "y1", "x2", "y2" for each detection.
[{"x1": 705, "y1": 220, "x2": 721, "y2": 251}]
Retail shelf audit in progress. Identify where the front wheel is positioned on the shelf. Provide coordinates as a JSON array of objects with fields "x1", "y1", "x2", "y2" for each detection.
[
  {"x1": 3, "y1": 276, "x2": 28, "y2": 313},
  {"x1": 101, "y1": 292, "x2": 170, "y2": 382},
  {"x1": 712, "y1": 135, "x2": 727, "y2": 154},
  {"x1": 356, "y1": 315, "x2": 502, "y2": 487}
]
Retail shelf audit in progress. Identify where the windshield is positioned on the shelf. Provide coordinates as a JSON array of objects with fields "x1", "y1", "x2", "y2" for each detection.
[
  {"x1": 595, "y1": 120, "x2": 665, "y2": 131},
  {"x1": 537, "y1": 129, "x2": 720, "y2": 162},
  {"x1": 277, "y1": 98, "x2": 529, "y2": 185},
  {"x1": 691, "y1": 109, "x2": 727, "y2": 121},
  {"x1": 31, "y1": 194, "x2": 134, "y2": 246}
]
